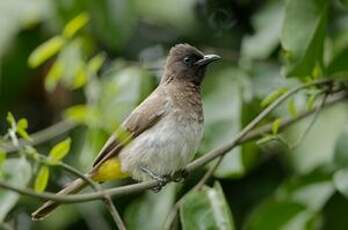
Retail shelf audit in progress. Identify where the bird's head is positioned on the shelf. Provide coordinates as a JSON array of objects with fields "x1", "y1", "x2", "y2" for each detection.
[{"x1": 162, "y1": 44, "x2": 221, "y2": 85}]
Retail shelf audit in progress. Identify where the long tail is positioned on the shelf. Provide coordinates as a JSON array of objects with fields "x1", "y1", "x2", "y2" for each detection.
[
  {"x1": 31, "y1": 178, "x2": 87, "y2": 221},
  {"x1": 32, "y1": 158, "x2": 128, "y2": 220}
]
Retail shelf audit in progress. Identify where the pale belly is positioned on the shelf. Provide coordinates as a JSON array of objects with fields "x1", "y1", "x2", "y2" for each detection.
[{"x1": 118, "y1": 114, "x2": 203, "y2": 181}]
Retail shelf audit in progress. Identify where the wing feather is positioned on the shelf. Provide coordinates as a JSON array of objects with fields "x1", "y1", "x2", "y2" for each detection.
[{"x1": 91, "y1": 88, "x2": 167, "y2": 169}]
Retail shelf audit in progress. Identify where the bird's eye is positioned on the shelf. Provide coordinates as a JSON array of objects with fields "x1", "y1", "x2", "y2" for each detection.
[{"x1": 183, "y1": 55, "x2": 197, "y2": 67}]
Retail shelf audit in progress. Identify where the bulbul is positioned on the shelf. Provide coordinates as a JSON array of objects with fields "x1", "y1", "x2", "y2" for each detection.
[{"x1": 32, "y1": 43, "x2": 221, "y2": 220}]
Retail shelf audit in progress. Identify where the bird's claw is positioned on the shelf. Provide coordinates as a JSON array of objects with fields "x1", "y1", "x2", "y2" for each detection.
[
  {"x1": 171, "y1": 169, "x2": 189, "y2": 182},
  {"x1": 152, "y1": 175, "x2": 170, "y2": 193},
  {"x1": 141, "y1": 166, "x2": 170, "y2": 192}
]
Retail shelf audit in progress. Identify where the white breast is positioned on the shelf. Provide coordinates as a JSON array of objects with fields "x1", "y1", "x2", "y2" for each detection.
[{"x1": 119, "y1": 112, "x2": 203, "y2": 181}]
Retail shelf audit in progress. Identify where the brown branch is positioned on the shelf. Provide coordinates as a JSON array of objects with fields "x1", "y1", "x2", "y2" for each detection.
[
  {"x1": 36, "y1": 152, "x2": 126, "y2": 229},
  {"x1": 0, "y1": 81, "x2": 343, "y2": 205},
  {"x1": 163, "y1": 79, "x2": 333, "y2": 229},
  {"x1": 0, "y1": 112, "x2": 124, "y2": 227},
  {"x1": 186, "y1": 79, "x2": 332, "y2": 172},
  {"x1": 164, "y1": 85, "x2": 340, "y2": 229},
  {"x1": 103, "y1": 197, "x2": 127, "y2": 230},
  {"x1": 57, "y1": 163, "x2": 126, "y2": 229}
]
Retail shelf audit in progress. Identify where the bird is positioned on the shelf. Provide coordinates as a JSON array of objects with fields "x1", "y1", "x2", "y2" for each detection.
[{"x1": 31, "y1": 43, "x2": 221, "y2": 220}]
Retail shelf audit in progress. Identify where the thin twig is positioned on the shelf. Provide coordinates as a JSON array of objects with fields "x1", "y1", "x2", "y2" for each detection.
[
  {"x1": 290, "y1": 90, "x2": 330, "y2": 149},
  {"x1": 62, "y1": 168, "x2": 126, "y2": 229},
  {"x1": 1, "y1": 120, "x2": 77, "y2": 153},
  {"x1": 186, "y1": 79, "x2": 332, "y2": 172},
  {"x1": 166, "y1": 84, "x2": 339, "y2": 229},
  {"x1": 164, "y1": 80, "x2": 335, "y2": 229},
  {"x1": 0, "y1": 81, "x2": 344, "y2": 207},
  {"x1": 194, "y1": 157, "x2": 223, "y2": 192},
  {"x1": 47, "y1": 159, "x2": 126, "y2": 229},
  {"x1": 0, "y1": 179, "x2": 156, "y2": 203},
  {"x1": 1, "y1": 113, "x2": 124, "y2": 227},
  {"x1": 103, "y1": 197, "x2": 127, "y2": 230},
  {"x1": 164, "y1": 157, "x2": 223, "y2": 230},
  {"x1": 27, "y1": 147, "x2": 126, "y2": 228}
]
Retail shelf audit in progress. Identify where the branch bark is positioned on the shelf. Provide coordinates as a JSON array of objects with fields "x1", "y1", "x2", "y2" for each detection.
[
  {"x1": 164, "y1": 83, "x2": 336, "y2": 229},
  {"x1": 0, "y1": 80, "x2": 344, "y2": 204},
  {"x1": 35, "y1": 150, "x2": 127, "y2": 228}
]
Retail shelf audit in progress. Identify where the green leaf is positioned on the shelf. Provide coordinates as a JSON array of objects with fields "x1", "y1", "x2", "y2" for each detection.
[
  {"x1": 285, "y1": 103, "x2": 348, "y2": 173},
  {"x1": 28, "y1": 36, "x2": 65, "y2": 68},
  {"x1": 17, "y1": 128, "x2": 31, "y2": 141},
  {"x1": 334, "y1": 126, "x2": 348, "y2": 169},
  {"x1": 199, "y1": 68, "x2": 245, "y2": 178},
  {"x1": 64, "y1": 105, "x2": 89, "y2": 124},
  {"x1": 334, "y1": 168, "x2": 348, "y2": 200},
  {"x1": 45, "y1": 61, "x2": 63, "y2": 92},
  {"x1": 0, "y1": 149, "x2": 6, "y2": 168},
  {"x1": 340, "y1": 0, "x2": 348, "y2": 7},
  {"x1": 0, "y1": 0, "x2": 46, "y2": 57},
  {"x1": 321, "y1": 192, "x2": 348, "y2": 229},
  {"x1": 241, "y1": 1, "x2": 284, "y2": 60},
  {"x1": 51, "y1": 39, "x2": 87, "y2": 90},
  {"x1": 64, "y1": 105, "x2": 100, "y2": 126},
  {"x1": 287, "y1": 98, "x2": 298, "y2": 118},
  {"x1": 311, "y1": 62, "x2": 322, "y2": 79},
  {"x1": 256, "y1": 135, "x2": 275, "y2": 146},
  {"x1": 17, "y1": 118, "x2": 28, "y2": 130},
  {"x1": 92, "y1": 0, "x2": 139, "y2": 50},
  {"x1": 16, "y1": 118, "x2": 31, "y2": 141},
  {"x1": 281, "y1": 0, "x2": 328, "y2": 78},
  {"x1": 260, "y1": 87, "x2": 288, "y2": 108},
  {"x1": 327, "y1": 47, "x2": 348, "y2": 77},
  {"x1": 49, "y1": 138, "x2": 71, "y2": 162},
  {"x1": 306, "y1": 94, "x2": 316, "y2": 110},
  {"x1": 63, "y1": 12, "x2": 90, "y2": 39},
  {"x1": 277, "y1": 169, "x2": 334, "y2": 211},
  {"x1": 211, "y1": 182, "x2": 235, "y2": 229},
  {"x1": 180, "y1": 182, "x2": 235, "y2": 230},
  {"x1": 272, "y1": 118, "x2": 282, "y2": 135},
  {"x1": 0, "y1": 158, "x2": 32, "y2": 221},
  {"x1": 6, "y1": 112, "x2": 16, "y2": 128},
  {"x1": 245, "y1": 199, "x2": 315, "y2": 230},
  {"x1": 87, "y1": 53, "x2": 106, "y2": 74},
  {"x1": 72, "y1": 64, "x2": 88, "y2": 89},
  {"x1": 34, "y1": 166, "x2": 50, "y2": 192},
  {"x1": 125, "y1": 184, "x2": 177, "y2": 230}
]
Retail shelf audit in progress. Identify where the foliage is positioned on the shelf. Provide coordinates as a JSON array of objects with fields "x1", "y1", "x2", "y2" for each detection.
[
  {"x1": 180, "y1": 182, "x2": 235, "y2": 230},
  {"x1": 0, "y1": 0, "x2": 348, "y2": 229}
]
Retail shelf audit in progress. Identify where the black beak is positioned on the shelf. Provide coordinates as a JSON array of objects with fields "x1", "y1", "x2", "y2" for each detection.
[{"x1": 195, "y1": 54, "x2": 221, "y2": 66}]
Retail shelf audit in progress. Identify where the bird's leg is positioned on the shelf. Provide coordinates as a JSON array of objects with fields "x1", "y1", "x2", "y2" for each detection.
[
  {"x1": 171, "y1": 169, "x2": 189, "y2": 182},
  {"x1": 140, "y1": 166, "x2": 170, "y2": 192}
]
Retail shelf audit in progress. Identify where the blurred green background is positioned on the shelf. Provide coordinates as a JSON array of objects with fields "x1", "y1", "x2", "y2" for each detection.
[{"x1": 1, "y1": 0, "x2": 348, "y2": 229}]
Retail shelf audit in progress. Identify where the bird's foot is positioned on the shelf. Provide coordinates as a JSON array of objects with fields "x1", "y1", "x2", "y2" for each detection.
[
  {"x1": 141, "y1": 166, "x2": 170, "y2": 192},
  {"x1": 171, "y1": 169, "x2": 189, "y2": 182}
]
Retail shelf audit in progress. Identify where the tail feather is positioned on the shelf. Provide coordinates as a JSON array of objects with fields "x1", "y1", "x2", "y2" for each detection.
[{"x1": 31, "y1": 178, "x2": 87, "y2": 221}]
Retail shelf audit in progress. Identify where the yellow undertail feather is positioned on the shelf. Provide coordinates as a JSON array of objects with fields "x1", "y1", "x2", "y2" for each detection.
[
  {"x1": 92, "y1": 158, "x2": 129, "y2": 182},
  {"x1": 32, "y1": 158, "x2": 128, "y2": 220}
]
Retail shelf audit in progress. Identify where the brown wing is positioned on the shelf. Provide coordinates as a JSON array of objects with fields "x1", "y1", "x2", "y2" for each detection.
[{"x1": 91, "y1": 88, "x2": 167, "y2": 169}]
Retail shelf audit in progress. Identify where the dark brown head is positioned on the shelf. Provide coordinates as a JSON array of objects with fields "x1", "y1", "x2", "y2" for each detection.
[{"x1": 162, "y1": 44, "x2": 220, "y2": 85}]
